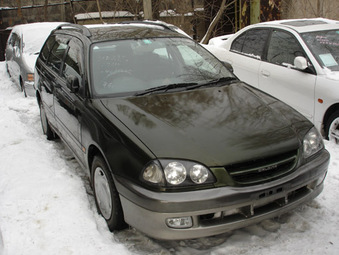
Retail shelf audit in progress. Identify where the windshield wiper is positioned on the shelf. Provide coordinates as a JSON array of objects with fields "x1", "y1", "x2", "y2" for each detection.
[
  {"x1": 186, "y1": 76, "x2": 238, "y2": 90},
  {"x1": 134, "y1": 82, "x2": 198, "y2": 96}
]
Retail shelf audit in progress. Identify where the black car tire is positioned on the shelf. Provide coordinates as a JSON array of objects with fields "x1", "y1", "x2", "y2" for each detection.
[
  {"x1": 6, "y1": 63, "x2": 11, "y2": 77},
  {"x1": 20, "y1": 78, "x2": 27, "y2": 97},
  {"x1": 325, "y1": 110, "x2": 339, "y2": 143},
  {"x1": 91, "y1": 155, "x2": 126, "y2": 231},
  {"x1": 39, "y1": 101, "x2": 55, "y2": 140}
]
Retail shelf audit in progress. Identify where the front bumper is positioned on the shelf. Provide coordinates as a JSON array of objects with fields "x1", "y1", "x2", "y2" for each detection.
[
  {"x1": 24, "y1": 81, "x2": 35, "y2": 97},
  {"x1": 115, "y1": 149, "x2": 330, "y2": 240}
]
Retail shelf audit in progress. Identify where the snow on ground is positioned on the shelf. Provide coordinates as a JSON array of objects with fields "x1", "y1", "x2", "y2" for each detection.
[{"x1": 0, "y1": 61, "x2": 338, "y2": 255}]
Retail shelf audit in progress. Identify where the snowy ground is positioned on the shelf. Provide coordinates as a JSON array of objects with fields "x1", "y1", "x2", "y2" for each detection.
[{"x1": 0, "y1": 61, "x2": 338, "y2": 255}]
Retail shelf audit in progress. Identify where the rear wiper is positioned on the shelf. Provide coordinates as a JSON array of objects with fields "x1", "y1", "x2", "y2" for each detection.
[
  {"x1": 186, "y1": 76, "x2": 238, "y2": 90},
  {"x1": 135, "y1": 82, "x2": 198, "y2": 96}
]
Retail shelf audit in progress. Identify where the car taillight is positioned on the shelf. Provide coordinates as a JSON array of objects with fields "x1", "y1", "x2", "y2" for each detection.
[{"x1": 27, "y1": 73, "x2": 34, "y2": 81}]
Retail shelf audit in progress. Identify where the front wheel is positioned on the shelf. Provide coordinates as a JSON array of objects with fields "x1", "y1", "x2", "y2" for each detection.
[
  {"x1": 91, "y1": 155, "x2": 126, "y2": 231},
  {"x1": 325, "y1": 110, "x2": 339, "y2": 143}
]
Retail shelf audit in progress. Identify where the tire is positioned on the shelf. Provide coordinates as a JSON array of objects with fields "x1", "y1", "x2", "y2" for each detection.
[
  {"x1": 91, "y1": 155, "x2": 126, "y2": 231},
  {"x1": 5, "y1": 63, "x2": 11, "y2": 77},
  {"x1": 325, "y1": 110, "x2": 339, "y2": 143},
  {"x1": 20, "y1": 78, "x2": 27, "y2": 97},
  {"x1": 39, "y1": 101, "x2": 55, "y2": 140}
]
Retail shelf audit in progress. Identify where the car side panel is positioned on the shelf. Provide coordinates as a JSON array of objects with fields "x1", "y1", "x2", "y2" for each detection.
[
  {"x1": 226, "y1": 53, "x2": 261, "y2": 88},
  {"x1": 12, "y1": 34, "x2": 22, "y2": 84},
  {"x1": 54, "y1": 77, "x2": 84, "y2": 160},
  {"x1": 79, "y1": 99, "x2": 155, "y2": 181},
  {"x1": 259, "y1": 62, "x2": 316, "y2": 121},
  {"x1": 36, "y1": 60, "x2": 57, "y2": 129},
  {"x1": 5, "y1": 37, "x2": 14, "y2": 74},
  {"x1": 313, "y1": 75, "x2": 339, "y2": 132}
]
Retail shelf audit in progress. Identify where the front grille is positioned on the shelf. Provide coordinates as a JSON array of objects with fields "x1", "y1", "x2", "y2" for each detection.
[
  {"x1": 226, "y1": 150, "x2": 299, "y2": 185},
  {"x1": 199, "y1": 184, "x2": 311, "y2": 227}
]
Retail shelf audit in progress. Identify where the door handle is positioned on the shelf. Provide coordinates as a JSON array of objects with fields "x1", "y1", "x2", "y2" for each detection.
[
  {"x1": 54, "y1": 83, "x2": 61, "y2": 89},
  {"x1": 261, "y1": 70, "x2": 270, "y2": 77}
]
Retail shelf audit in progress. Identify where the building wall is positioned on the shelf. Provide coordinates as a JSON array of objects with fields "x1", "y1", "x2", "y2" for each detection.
[
  {"x1": 281, "y1": 0, "x2": 339, "y2": 20},
  {"x1": 0, "y1": 0, "x2": 97, "y2": 29}
]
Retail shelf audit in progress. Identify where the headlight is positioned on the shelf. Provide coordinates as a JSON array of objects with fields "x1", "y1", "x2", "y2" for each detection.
[
  {"x1": 164, "y1": 162, "x2": 186, "y2": 185},
  {"x1": 141, "y1": 159, "x2": 215, "y2": 187},
  {"x1": 143, "y1": 162, "x2": 164, "y2": 184},
  {"x1": 303, "y1": 127, "x2": 324, "y2": 158},
  {"x1": 190, "y1": 164, "x2": 208, "y2": 184}
]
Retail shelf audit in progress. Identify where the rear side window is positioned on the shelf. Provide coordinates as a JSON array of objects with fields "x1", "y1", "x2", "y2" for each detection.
[
  {"x1": 46, "y1": 36, "x2": 68, "y2": 73},
  {"x1": 231, "y1": 29, "x2": 269, "y2": 59},
  {"x1": 63, "y1": 39, "x2": 82, "y2": 81},
  {"x1": 8, "y1": 33, "x2": 18, "y2": 47},
  {"x1": 267, "y1": 30, "x2": 305, "y2": 66},
  {"x1": 40, "y1": 35, "x2": 56, "y2": 63}
]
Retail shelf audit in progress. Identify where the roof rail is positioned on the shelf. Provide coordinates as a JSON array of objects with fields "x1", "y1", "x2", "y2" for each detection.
[
  {"x1": 119, "y1": 20, "x2": 177, "y2": 32},
  {"x1": 56, "y1": 23, "x2": 92, "y2": 37}
]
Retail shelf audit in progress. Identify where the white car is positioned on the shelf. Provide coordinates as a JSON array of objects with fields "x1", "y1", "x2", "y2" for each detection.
[
  {"x1": 206, "y1": 18, "x2": 339, "y2": 143},
  {"x1": 5, "y1": 22, "x2": 65, "y2": 96},
  {"x1": 208, "y1": 34, "x2": 234, "y2": 47}
]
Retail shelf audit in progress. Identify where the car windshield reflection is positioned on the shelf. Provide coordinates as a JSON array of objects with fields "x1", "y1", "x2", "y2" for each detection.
[
  {"x1": 302, "y1": 30, "x2": 339, "y2": 71},
  {"x1": 90, "y1": 37, "x2": 233, "y2": 97}
]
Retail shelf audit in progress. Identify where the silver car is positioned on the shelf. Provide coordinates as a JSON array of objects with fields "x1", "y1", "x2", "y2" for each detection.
[{"x1": 5, "y1": 22, "x2": 64, "y2": 96}]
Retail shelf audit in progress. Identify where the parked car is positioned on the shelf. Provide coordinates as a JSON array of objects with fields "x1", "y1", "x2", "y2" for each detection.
[
  {"x1": 206, "y1": 18, "x2": 339, "y2": 143},
  {"x1": 5, "y1": 22, "x2": 64, "y2": 96},
  {"x1": 208, "y1": 33, "x2": 234, "y2": 47},
  {"x1": 35, "y1": 22, "x2": 329, "y2": 240}
]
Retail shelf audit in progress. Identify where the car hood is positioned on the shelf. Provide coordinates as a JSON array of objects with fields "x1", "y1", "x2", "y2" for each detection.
[
  {"x1": 323, "y1": 69, "x2": 339, "y2": 81},
  {"x1": 98, "y1": 83, "x2": 311, "y2": 167}
]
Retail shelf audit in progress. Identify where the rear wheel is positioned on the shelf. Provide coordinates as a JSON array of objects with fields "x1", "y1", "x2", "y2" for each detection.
[
  {"x1": 20, "y1": 78, "x2": 27, "y2": 97},
  {"x1": 39, "y1": 101, "x2": 55, "y2": 140},
  {"x1": 91, "y1": 155, "x2": 126, "y2": 231},
  {"x1": 325, "y1": 110, "x2": 339, "y2": 144},
  {"x1": 5, "y1": 63, "x2": 10, "y2": 77}
]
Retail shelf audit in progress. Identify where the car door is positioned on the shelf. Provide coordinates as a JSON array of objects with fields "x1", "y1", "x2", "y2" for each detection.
[
  {"x1": 37, "y1": 34, "x2": 68, "y2": 131},
  {"x1": 6, "y1": 32, "x2": 21, "y2": 82},
  {"x1": 5, "y1": 32, "x2": 15, "y2": 73},
  {"x1": 227, "y1": 28, "x2": 270, "y2": 88},
  {"x1": 54, "y1": 37, "x2": 85, "y2": 161},
  {"x1": 258, "y1": 29, "x2": 316, "y2": 121}
]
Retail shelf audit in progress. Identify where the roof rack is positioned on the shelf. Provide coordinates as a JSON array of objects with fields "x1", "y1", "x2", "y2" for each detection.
[
  {"x1": 119, "y1": 20, "x2": 177, "y2": 33},
  {"x1": 56, "y1": 23, "x2": 92, "y2": 37}
]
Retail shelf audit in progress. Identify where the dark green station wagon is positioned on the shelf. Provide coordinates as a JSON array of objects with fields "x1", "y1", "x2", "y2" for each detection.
[{"x1": 35, "y1": 21, "x2": 330, "y2": 240}]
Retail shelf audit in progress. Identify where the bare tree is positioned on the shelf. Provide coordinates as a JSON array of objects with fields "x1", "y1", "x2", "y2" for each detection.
[
  {"x1": 16, "y1": 0, "x2": 23, "y2": 21},
  {"x1": 96, "y1": 0, "x2": 104, "y2": 23},
  {"x1": 44, "y1": 0, "x2": 48, "y2": 21},
  {"x1": 200, "y1": 0, "x2": 235, "y2": 44},
  {"x1": 143, "y1": 0, "x2": 153, "y2": 19}
]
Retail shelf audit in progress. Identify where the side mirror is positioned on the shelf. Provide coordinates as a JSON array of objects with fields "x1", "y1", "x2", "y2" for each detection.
[
  {"x1": 223, "y1": 61, "x2": 234, "y2": 73},
  {"x1": 294, "y1": 56, "x2": 316, "y2": 74},
  {"x1": 67, "y1": 75, "x2": 80, "y2": 93},
  {"x1": 294, "y1": 56, "x2": 308, "y2": 70}
]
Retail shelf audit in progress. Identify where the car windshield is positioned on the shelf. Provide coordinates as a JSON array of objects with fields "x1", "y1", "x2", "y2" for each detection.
[
  {"x1": 301, "y1": 29, "x2": 339, "y2": 71},
  {"x1": 90, "y1": 37, "x2": 233, "y2": 97}
]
